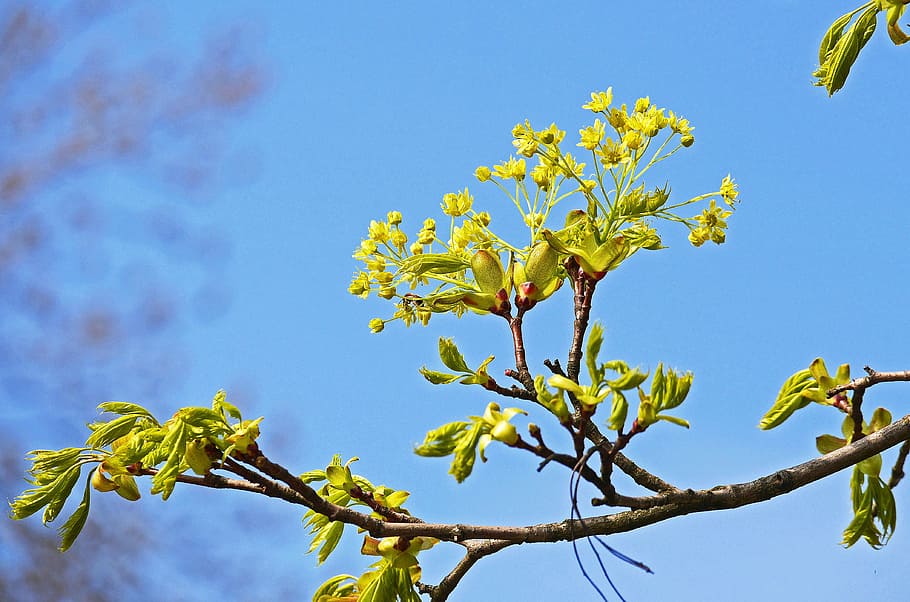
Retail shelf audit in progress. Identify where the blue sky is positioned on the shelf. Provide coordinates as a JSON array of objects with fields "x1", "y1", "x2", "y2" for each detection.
[{"x1": 7, "y1": 1, "x2": 910, "y2": 600}]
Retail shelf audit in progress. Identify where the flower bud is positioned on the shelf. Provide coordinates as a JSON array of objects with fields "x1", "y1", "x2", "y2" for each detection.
[
  {"x1": 472, "y1": 211, "x2": 491, "y2": 227},
  {"x1": 474, "y1": 166, "x2": 492, "y2": 182},
  {"x1": 369, "y1": 318, "x2": 385, "y2": 333},
  {"x1": 387, "y1": 211, "x2": 403, "y2": 225}
]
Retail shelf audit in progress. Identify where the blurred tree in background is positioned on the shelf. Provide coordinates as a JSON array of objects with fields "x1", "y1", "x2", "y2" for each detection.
[{"x1": 0, "y1": 1, "x2": 264, "y2": 599}]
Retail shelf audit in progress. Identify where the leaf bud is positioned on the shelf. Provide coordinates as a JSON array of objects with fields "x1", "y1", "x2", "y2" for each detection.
[{"x1": 471, "y1": 250, "x2": 506, "y2": 295}]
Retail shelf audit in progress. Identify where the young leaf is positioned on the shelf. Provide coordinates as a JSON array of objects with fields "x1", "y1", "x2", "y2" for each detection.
[
  {"x1": 438, "y1": 337, "x2": 471, "y2": 373},
  {"x1": 815, "y1": 434, "x2": 846, "y2": 454},
  {"x1": 85, "y1": 415, "x2": 141, "y2": 449},
  {"x1": 585, "y1": 322, "x2": 605, "y2": 382},
  {"x1": 418, "y1": 367, "x2": 462, "y2": 385},
  {"x1": 759, "y1": 369, "x2": 815, "y2": 429},
  {"x1": 821, "y1": 5, "x2": 879, "y2": 95},
  {"x1": 818, "y1": 6, "x2": 866, "y2": 65},
  {"x1": 42, "y1": 464, "x2": 83, "y2": 523},
  {"x1": 57, "y1": 472, "x2": 93, "y2": 552},
  {"x1": 414, "y1": 422, "x2": 470, "y2": 457}
]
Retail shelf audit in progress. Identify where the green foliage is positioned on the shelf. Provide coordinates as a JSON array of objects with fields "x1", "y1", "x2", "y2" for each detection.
[
  {"x1": 419, "y1": 337, "x2": 494, "y2": 386},
  {"x1": 760, "y1": 358, "x2": 850, "y2": 429},
  {"x1": 350, "y1": 89, "x2": 738, "y2": 330},
  {"x1": 9, "y1": 390, "x2": 262, "y2": 550},
  {"x1": 535, "y1": 322, "x2": 689, "y2": 432},
  {"x1": 414, "y1": 402, "x2": 526, "y2": 482},
  {"x1": 815, "y1": 2, "x2": 909, "y2": 95},
  {"x1": 304, "y1": 458, "x2": 433, "y2": 602},
  {"x1": 765, "y1": 359, "x2": 899, "y2": 549}
]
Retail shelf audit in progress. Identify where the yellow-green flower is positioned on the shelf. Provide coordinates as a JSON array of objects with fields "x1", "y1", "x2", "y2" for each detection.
[
  {"x1": 689, "y1": 200, "x2": 732, "y2": 246},
  {"x1": 720, "y1": 175, "x2": 739, "y2": 206},
  {"x1": 607, "y1": 105, "x2": 629, "y2": 134},
  {"x1": 622, "y1": 130, "x2": 643, "y2": 151},
  {"x1": 493, "y1": 156, "x2": 526, "y2": 181},
  {"x1": 514, "y1": 137, "x2": 539, "y2": 158},
  {"x1": 577, "y1": 118, "x2": 605, "y2": 151},
  {"x1": 597, "y1": 138, "x2": 629, "y2": 170},
  {"x1": 538, "y1": 122, "x2": 565, "y2": 145},
  {"x1": 369, "y1": 318, "x2": 385, "y2": 333},
  {"x1": 387, "y1": 210, "x2": 402, "y2": 225},
  {"x1": 390, "y1": 228, "x2": 408, "y2": 250},
  {"x1": 582, "y1": 88, "x2": 613, "y2": 113},
  {"x1": 368, "y1": 220, "x2": 390, "y2": 243},
  {"x1": 475, "y1": 166, "x2": 492, "y2": 182},
  {"x1": 531, "y1": 162, "x2": 555, "y2": 190},
  {"x1": 349, "y1": 272, "x2": 371, "y2": 298},
  {"x1": 441, "y1": 188, "x2": 473, "y2": 217}
]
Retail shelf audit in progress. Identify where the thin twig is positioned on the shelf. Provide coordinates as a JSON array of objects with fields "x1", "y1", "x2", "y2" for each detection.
[{"x1": 888, "y1": 439, "x2": 910, "y2": 489}]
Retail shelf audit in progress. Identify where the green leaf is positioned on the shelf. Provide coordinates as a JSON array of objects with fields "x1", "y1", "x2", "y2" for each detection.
[
  {"x1": 818, "y1": 6, "x2": 866, "y2": 64},
  {"x1": 585, "y1": 322, "x2": 605, "y2": 383},
  {"x1": 299, "y1": 468, "x2": 327, "y2": 484},
  {"x1": 841, "y1": 484, "x2": 875, "y2": 547},
  {"x1": 414, "y1": 421, "x2": 471, "y2": 457},
  {"x1": 655, "y1": 414, "x2": 690, "y2": 428},
  {"x1": 857, "y1": 453, "x2": 882, "y2": 477},
  {"x1": 57, "y1": 472, "x2": 92, "y2": 552},
  {"x1": 384, "y1": 490, "x2": 410, "y2": 508},
  {"x1": 821, "y1": 5, "x2": 879, "y2": 95},
  {"x1": 758, "y1": 369, "x2": 816, "y2": 429},
  {"x1": 311, "y1": 520, "x2": 345, "y2": 565},
  {"x1": 311, "y1": 574, "x2": 358, "y2": 601},
  {"x1": 438, "y1": 338, "x2": 471, "y2": 373},
  {"x1": 607, "y1": 390, "x2": 628, "y2": 431},
  {"x1": 608, "y1": 367, "x2": 648, "y2": 391},
  {"x1": 869, "y1": 407, "x2": 892, "y2": 432},
  {"x1": 42, "y1": 464, "x2": 83, "y2": 524},
  {"x1": 418, "y1": 367, "x2": 461, "y2": 385},
  {"x1": 359, "y1": 563, "x2": 397, "y2": 602},
  {"x1": 400, "y1": 253, "x2": 471, "y2": 277},
  {"x1": 85, "y1": 415, "x2": 140, "y2": 449},
  {"x1": 212, "y1": 389, "x2": 243, "y2": 421},
  {"x1": 150, "y1": 419, "x2": 188, "y2": 500},
  {"x1": 97, "y1": 401, "x2": 156, "y2": 419},
  {"x1": 816, "y1": 434, "x2": 847, "y2": 454},
  {"x1": 450, "y1": 421, "x2": 484, "y2": 483}
]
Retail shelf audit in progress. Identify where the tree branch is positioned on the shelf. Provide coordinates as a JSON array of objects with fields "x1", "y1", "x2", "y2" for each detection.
[
  {"x1": 362, "y1": 414, "x2": 910, "y2": 542},
  {"x1": 565, "y1": 260, "x2": 595, "y2": 383},
  {"x1": 827, "y1": 367, "x2": 910, "y2": 396},
  {"x1": 888, "y1": 439, "x2": 910, "y2": 489}
]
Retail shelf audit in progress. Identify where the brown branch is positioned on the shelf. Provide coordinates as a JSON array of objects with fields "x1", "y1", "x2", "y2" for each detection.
[
  {"x1": 827, "y1": 367, "x2": 910, "y2": 396},
  {"x1": 888, "y1": 439, "x2": 910, "y2": 489},
  {"x1": 565, "y1": 260, "x2": 595, "y2": 383},
  {"x1": 482, "y1": 376, "x2": 537, "y2": 402},
  {"x1": 506, "y1": 308, "x2": 535, "y2": 392},
  {"x1": 361, "y1": 414, "x2": 910, "y2": 542}
]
